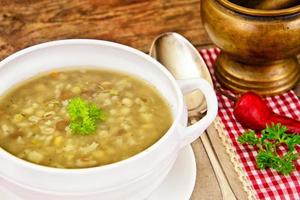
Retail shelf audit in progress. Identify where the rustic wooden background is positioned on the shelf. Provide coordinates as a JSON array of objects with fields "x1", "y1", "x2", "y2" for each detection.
[
  {"x1": 0, "y1": 0, "x2": 212, "y2": 60},
  {"x1": 2, "y1": 1, "x2": 299, "y2": 200},
  {"x1": 0, "y1": 1, "x2": 244, "y2": 200}
]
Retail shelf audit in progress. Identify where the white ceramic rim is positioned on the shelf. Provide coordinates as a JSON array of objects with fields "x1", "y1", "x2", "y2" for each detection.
[{"x1": 0, "y1": 39, "x2": 184, "y2": 174}]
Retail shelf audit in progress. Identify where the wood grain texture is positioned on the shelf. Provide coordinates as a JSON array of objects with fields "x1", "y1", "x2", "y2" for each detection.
[
  {"x1": 4, "y1": 1, "x2": 299, "y2": 199},
  {"x1": 206, "y1": 125, "x2": 249, "y2": 200},
  {"x1": 0, "y1": 0, "x2": 211, "y2": 60},
  {"x1": 191, "y1": 139, "x2": 223, "y2": 200},
  {"x1": 190, "y1": 126, "x2": 249, "y2": 200},
  {"x1": 200, "y1": 133, "x2": 237, "y2": 200}
]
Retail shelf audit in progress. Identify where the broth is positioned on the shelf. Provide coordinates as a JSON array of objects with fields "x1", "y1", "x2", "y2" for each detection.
[{"x1": 0, "y1": 69, "x2": 173, "y2": 168}]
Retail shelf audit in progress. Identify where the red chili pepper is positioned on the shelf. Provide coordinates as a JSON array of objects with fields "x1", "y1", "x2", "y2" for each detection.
[{"x1": 233, "y1": 92, "x2": 300, "y2": 133}]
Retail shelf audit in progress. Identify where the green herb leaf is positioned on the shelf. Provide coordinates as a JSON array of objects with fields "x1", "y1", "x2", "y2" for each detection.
[
  {"x1": 238, "y1": 123, "x2": 300, "y2": 175},
  {"x1": 256, "y1": 151, "x2": 276, "y2": 170},
  {"x1": 286, "y1": 135, "x2": 300, "y2": 151},
  {"x1": 237, "y1": 130, "x2": 260, "y2": 146},
  {"x1": 67, "y1": 97, "x2": 106, "y2": 135}
]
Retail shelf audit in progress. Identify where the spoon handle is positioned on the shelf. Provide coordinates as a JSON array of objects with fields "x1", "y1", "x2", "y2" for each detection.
[
  {"x1": 191, "y1": 117, "x2": 236, "y2": 200},
  {"x1": 200, "y1": 133, "x2": 237, "y2": 200}
]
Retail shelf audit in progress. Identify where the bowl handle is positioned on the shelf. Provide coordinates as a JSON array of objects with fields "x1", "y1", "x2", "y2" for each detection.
[{"x1": 177, "y1": 78, "x2": 218, "y2": 148}]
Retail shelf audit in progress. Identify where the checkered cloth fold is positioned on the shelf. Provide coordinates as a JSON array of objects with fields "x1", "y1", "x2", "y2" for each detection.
[{"x1": 199, "y1": 48, "x2": 300, "y2": 200}]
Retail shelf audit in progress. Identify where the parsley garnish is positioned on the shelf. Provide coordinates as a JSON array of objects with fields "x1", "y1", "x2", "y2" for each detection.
[
  {"x1": 67, "y1": 97, "x2": 106, "y2": 135},
  {"x1": 238, "y1": 123, "x2": 300, "y2": 175}
]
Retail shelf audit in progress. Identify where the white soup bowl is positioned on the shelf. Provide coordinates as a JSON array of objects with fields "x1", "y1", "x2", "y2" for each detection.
[{"x1": 0, "y1": 39, "x2": 218, "y2": 200}]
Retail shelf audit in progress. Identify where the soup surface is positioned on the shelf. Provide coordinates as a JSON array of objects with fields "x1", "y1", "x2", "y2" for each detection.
[{"x1": 0, "y1": 69, "x2": 172, "y2": 168}]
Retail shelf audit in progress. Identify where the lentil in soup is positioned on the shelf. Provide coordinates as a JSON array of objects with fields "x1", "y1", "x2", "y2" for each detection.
[{"x1": 0, "y1": 69, "x2": 172, "y2": 168}]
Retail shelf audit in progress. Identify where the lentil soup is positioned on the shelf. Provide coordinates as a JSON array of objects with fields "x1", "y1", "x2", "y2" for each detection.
[{"x1": 0, "y1": 69, "x2": 173, "y2": 169}]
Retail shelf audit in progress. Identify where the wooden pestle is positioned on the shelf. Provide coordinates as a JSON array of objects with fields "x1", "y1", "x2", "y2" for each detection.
[{"x1": 255, "y1": 0, "x2": 298, "y2": 10}]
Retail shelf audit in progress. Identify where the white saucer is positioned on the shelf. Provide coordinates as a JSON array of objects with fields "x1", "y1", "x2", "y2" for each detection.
[
  {"x1": 0, "y1": 145, "x2": 196, "y2": 200},
  {"x1": 148, "y1": 145, "x2": 196, "y2": 200}
]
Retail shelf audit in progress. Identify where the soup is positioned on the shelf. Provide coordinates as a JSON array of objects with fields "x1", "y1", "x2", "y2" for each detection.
[{"x1": 0, "y1": 69, "x2": 173, "y2": 168}]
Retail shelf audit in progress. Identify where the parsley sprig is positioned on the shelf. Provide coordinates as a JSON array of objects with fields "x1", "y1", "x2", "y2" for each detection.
[
  {"x1": 238, "y1": 123, "x2": 300, "y2": 175},
  {"x1": 67, "y1": 98, "x2": 106, "y2": 135}
]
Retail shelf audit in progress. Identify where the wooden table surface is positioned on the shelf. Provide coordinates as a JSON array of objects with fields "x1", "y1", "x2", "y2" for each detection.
[{"x1": 1, "y1": 1, "x2": 299, "y2": 200}]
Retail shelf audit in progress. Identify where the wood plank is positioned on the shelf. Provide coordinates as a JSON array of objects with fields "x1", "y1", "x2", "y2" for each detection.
[
  {"x1": 3, "y1": 1, "x2": 299, "y2": 199},
  {"x1": 0, "y1": 0, "x2": 211, "y2": 60},
  {"x1": 191, "y1": 138, "x2": 222, "y2": 200},
  {"x1": 190, "y1": 126, "x2": 249, "y2": 200},
  {"x1": 206, "y1": 124, "x2": 249, "y2": 200}
]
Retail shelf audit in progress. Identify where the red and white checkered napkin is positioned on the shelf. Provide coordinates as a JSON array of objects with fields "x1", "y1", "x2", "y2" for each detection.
[{"x1": 199, "y1": 48, "x2": 300, "y2": 200}]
